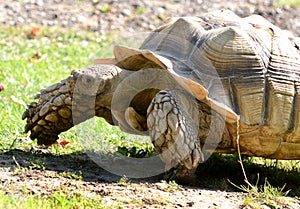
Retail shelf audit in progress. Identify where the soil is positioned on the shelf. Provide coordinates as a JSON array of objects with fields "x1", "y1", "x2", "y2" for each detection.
[
  {"x1": 1, "y1": 149, "x2": 299, "y2": 208},
  {"x1": 0, "y1": 150, "x2": 250, "y2": 208},
  {"x1": 1, "y1": 0, "x2": 300, "y2": 208}
]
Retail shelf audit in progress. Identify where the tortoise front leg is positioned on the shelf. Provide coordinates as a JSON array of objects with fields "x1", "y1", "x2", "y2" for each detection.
[
  {"x1": 147, "y1": 89, "x2": 204, "y2": 180},
  {"x1": 22, "y1": 78, "x2": 75, "y2": 146},
  {"x1": 22, "y1": 65, "x2": 123, "y2": 146}
]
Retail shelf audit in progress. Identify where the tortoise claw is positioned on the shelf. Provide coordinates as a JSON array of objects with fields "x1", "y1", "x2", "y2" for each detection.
[
  {"x1": 24, "y1": 123, "x2": 31, "y2": 133},
  {"x1": 163, "y1": 169, "x2": 177, "y2": 181},
  {"x1": 22, "y1": 109, "x2": 29, "y2": 120}
]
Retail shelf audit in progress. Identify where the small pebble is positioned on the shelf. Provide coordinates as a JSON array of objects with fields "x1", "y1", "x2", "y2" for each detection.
[{"x1": 122, "y1": 9, "x2": 131, "y2": 16}]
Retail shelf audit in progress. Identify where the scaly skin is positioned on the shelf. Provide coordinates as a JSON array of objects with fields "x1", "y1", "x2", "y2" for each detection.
[
  {"x1": 22, "y1": 64, "x2": 129, "y2": 146},
  {"x1": 23, "y1": 65, "x2": 219, "y2": 180},
  {"x1": 147, "y1": 89, "x2": 204, "y2": 179}
]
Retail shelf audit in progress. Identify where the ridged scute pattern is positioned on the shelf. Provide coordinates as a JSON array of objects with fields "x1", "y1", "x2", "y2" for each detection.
[{"x1": 138, "y1": 10, "x2": 300, "y2": 159}]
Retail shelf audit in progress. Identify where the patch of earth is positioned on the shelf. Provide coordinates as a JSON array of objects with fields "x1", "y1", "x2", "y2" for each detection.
[{"x1": 0, "y1": 150, "x2": 299, "y2": 208}]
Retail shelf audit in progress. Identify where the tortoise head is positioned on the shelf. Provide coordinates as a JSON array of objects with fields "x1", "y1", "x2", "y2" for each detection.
[{"x1": 67, "y1": 64, "x2": 122, "y2": 97}]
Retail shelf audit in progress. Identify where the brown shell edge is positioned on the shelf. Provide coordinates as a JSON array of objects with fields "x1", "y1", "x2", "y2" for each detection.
[{"x1": 94, "y1": 45, "x2": 239, "y2": 124}]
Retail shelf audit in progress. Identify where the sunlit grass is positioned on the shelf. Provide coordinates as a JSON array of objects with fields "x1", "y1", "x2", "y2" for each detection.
[
  {"x1": 0, "y1": 189, "x2": 117, "y2": 209},
  {"x1": 0, "y1": 25, "x2": 149, "y2": 153},
  {"x1": 274, "y1": 0, "x2": 300, "y2": 8},
  {"x1": 0, "y1": 26, "x2": 101, "y2": 149}
]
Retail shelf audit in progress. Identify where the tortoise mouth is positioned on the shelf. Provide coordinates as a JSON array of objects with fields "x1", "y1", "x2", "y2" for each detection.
[{"x1": 129, "y1": 88, "x2": 161, "y2": 117}]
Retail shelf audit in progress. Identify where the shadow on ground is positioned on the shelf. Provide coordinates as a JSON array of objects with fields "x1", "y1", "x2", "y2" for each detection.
[{"x1": 1, "y1": 149, "x2": 299, "y2": 196}]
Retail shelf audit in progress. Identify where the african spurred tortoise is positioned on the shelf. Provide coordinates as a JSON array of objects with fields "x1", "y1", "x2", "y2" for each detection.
[{"x1": 22, "y1": 10, "x2": 300, "y2": 179}]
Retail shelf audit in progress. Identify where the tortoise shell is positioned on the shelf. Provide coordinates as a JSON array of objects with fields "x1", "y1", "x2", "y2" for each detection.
[{"x1": 95, "y1": 9, "x2": 300, "y2": 159}]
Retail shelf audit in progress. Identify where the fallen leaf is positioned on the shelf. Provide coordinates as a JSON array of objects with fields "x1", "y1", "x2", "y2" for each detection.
[
  {"x1": 29, "y1": 27, "x2": 40, "y2": 38},
  {"x1": 59, "y1": 140, "x2": 70, "y2": 149}
]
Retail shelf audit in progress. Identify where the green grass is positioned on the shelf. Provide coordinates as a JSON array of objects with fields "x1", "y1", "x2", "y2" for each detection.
[
  {"x1": 0, "y1": 25, "x2": 148, "y2": 153},
  {"x1": 197, "y1": 154, "x2": 300, "y2": 195},
  {"x1": 242, "y1": 180, "x2": 292, "y2": 208},
  {"x1": 0, "y1": 26, "x2": 105, "y2": 150},
  {"x1": 0, "y1": 189, "x2": 117, "y2": 209},
  {"x1": 274, "y1": 0, "x2": 300, "y2": 8}
]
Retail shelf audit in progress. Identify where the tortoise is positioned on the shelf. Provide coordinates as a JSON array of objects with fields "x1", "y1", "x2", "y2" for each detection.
[{"x1": 22, "y1": 10, "x2": 300, "y2": 180}]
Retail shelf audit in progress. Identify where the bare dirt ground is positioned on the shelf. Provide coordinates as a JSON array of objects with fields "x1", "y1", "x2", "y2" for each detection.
[
  {"x1": 0, "y1": 149, "x2": 249, "y2": 208},
  {"x1": 0, "y1": 149, "x2": 294, "y2": 209},
  {"x1": 1, "y1": 0, "x2": 300, "y2": 208},
  {"x1": 1, "y1": 148, "x2": 300, "y2": 208}
]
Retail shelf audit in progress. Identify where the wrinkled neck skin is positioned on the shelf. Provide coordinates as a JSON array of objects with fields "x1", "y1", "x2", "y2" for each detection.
[
  {"x1": 95, "y1": 68, "x2": 134, "y2": 125},
  {"x1": 68, "y1": 65, "x2": 134, "y2": 126}
]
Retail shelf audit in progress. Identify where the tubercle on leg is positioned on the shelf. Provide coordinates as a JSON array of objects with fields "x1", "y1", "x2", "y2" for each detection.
[
  {"x1": 22, "y1": 76, "x2": 75, "y2": 146},
  {"x1": 22, "y1": 66, "x2": 100, "y2": 146},
  {"x1": 22, "y1": 65, "x2": 129, "y2": 146},
  {"x1": 147, "y1": 89, "x2": 203, "y2": 180}
]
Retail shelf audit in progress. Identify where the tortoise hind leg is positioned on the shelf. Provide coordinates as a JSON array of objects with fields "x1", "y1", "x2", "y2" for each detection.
[{"x1": 147, "y1": 89, "x2": 204, "y2": 180}]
